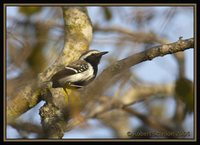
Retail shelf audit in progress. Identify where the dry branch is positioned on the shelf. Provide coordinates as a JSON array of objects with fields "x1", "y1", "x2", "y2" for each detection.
[
  {"x1": 6, "y1": 6, "x2": 194, "y2": 139},
  {"x1": 7, "y1": 7, "x2": 93, "y2": 126},
  {"x1": 94, "y1": 25, "x2": 168, "y2": 44},
  {"x1": 80, "y1": 37, "x2": 194, "y2": 104},
  {"x1": 85, "y1": 84, "x2": 175, "y2": 118},
  {"x1": 38, "y1": 7, "x2": 93, "y2": 138},
  {"x1": 10, "y1": 121, "x2": 43, "y2": 135}
]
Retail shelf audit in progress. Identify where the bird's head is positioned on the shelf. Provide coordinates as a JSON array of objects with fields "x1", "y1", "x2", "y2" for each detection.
[{"x1": 79, "y1": 50, "x2": 108, "y2": 66}]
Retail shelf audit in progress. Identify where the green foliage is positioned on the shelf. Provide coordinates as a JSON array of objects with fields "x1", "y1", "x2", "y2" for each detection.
[
  {"x1": 19, "y1": 7, "x2": 42, "y2": 16},
  {"x1": 103, "y1": 7, "x2": 112, "y2": 21},
  {"x1": 175, "y1": 77, "x2": 193, "y2": 113},
  {"x1": 27, "y1": 23, "x2": 48, "y2": 73}
]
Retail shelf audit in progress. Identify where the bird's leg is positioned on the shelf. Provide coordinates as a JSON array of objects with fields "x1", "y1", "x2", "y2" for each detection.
[
  {"x1": 69, "y1": 84, "x2": 83, "y2": 88},
  {"x1": 63, "y1": 84, "x2": 83, "y2": 120},
  {"x1": 63, "y1": 86, "x2": 70, "y2": 106}
]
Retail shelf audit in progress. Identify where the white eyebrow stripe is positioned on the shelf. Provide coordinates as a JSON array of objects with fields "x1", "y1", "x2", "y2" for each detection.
[
  {"x1": 65, "y1": 66, "x2": 78, "y2": 73},
  {"x1": 80, "y1": 50, "x2": 100, "y2": 60}
]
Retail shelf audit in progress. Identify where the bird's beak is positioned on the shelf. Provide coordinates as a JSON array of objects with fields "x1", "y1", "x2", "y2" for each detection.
[{"x1": 99, "y1": 51, "x2": 109, "y2": 56}]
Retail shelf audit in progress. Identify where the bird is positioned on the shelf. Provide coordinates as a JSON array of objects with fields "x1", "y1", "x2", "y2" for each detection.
[{"x1": 50, "y1": 50, "x2": 108, "y2": 90}]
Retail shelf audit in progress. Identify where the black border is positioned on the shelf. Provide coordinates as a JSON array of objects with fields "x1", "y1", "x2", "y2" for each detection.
[{"x1": 2, "y1": 2, "x2": 198, "y2": 142}]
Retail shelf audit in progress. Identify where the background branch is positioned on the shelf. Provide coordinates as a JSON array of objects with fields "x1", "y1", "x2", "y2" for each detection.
[
  {"x1": 94, "y1": 25, "x2": 168, "y2": 44},
  {"x1": 6, "y1": 6, "x2": 194, "y2": 139},
  {"x1": 49, "y1": 38, "x2": 194, "y2": 136},
  {"x1": 80, "y1": 37, "x2": 194, "y2": 104},
  {"x1": 7, "y1": 7, "x2": 93, "y2": 127}
]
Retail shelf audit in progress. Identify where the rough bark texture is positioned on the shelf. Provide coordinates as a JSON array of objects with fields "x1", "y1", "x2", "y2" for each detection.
[
  {"x1": 79, "y1": 37, "x2": 194, "y2": 104},
  {"x1": 38, "y1": 7, "x2": 93, "y2": 138},
  {"x1": 6, "y1": 6, "x2": 194, "y2": 139},
  {"x1": 7, "y1": 7, "x2": 93, "y2": 126}
]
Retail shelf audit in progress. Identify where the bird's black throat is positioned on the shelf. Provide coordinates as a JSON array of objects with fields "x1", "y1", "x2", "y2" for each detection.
[{"x1": 84, "y1": 56, "x2": 102, "y2": 76}]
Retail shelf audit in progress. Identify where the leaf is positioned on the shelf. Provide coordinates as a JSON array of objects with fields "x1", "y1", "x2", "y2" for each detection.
[
  {"x1": 175, "y1": 77, "x2": 193, "y2": 113},
  {"x1": 103, "y1": 7, "x2": 112, "y2": 21},
  {"x1": 19, "y1": 7, "x2": 42, "y2": 16}
]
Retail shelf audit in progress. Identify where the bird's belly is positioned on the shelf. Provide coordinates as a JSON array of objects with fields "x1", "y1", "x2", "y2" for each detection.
[{"x1": 66, "y1": 72, "x2": 93, "y2": 82}]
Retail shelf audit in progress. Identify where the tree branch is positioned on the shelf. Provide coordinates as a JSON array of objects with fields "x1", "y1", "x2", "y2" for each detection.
[
  {"x1": 37, "y1": 37, "x2": 193, "y2": 138},
  {"x1": 55, "y1": 83, "x2": 175, "y2": 136},
  {"x1": 80, "y1": 37, "x2": 194, "y2": 104},
  {"x1": 10, "y1": 121, "x2": 44, "y2": 136},
  {"x1": 123, "y1": 107, "x2": 175, "y2": 133},
  {"x1": 7, "y1": 7, "x2": 93, "y2": 126},
  {"x1": 39, "y1": 7, "x2": 93, "y2": 139},
  {"x1": 94, "y1": 25, "x2": 168, "y2": 44},
  {"x1": 6, "y1": 6, "x2": 194, "y2": 139},
  {"x1": 38, "y1": 7, "x2": 93, "y2": 82},
  {"x1": 85, "y1": 83, "x2": 174, "y2": 118}
]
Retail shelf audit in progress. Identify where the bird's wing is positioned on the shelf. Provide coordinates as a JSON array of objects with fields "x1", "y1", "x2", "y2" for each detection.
[
  {"x1": 50, "y1": 60, "x2": 89, "y2": 88},
  {"x1": 50, "y1": 67, "x2": 76, "y2": 83},
  {"x1": 67, "y1": 60, "x2": 89, "y2": 73}
]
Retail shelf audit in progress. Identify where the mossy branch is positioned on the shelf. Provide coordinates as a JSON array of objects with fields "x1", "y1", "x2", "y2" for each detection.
[{"x1": 7, "y1": 7, "x2": 93, "y2": 126}]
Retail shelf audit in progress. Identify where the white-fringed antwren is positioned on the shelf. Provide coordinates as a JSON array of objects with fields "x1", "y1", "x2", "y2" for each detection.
[{"x1": 50, "y1": 50, "x2": 108, "y2": 90}]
